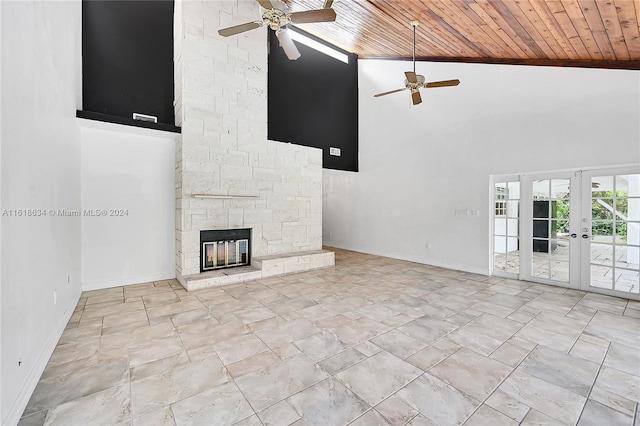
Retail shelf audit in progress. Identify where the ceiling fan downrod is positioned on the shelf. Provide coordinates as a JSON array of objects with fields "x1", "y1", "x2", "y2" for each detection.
[{"x1": 411, "y1": 20, "x2": 418, "y2": 74}]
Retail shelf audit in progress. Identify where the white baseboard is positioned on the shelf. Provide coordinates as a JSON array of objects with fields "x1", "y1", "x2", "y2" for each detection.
[
  {"x1": 81, "y1": 272, "x2": 176, "y2": 292},
  {"x1": 323, "y1": 242, "x2": 490, "y2": 276},
  {"x1": 2, "y1": 288, "x2": 81, "y2": 426}
]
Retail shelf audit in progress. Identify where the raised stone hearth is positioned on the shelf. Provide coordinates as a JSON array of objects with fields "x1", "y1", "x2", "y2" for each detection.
[{"x1": 182, "y1": 249, "x2": 334, "y2": 291}]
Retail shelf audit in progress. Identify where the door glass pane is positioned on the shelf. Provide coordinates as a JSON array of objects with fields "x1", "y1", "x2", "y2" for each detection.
[
  {"x1": 551, "y1": 241, "x2": 569, "y2": 261},
  {"x1": 551, "y1": 261, "x2": 569, "y2": 282},
  {"x1": 614, "y1": 245, "x2": 640, "y2": 269},
  {"x1": 615, "y1": 269, "x2": 639, "y2": 294},
  {"x1": 532, "y1": 257, "x2": 549, "y2": 278},
  {"x1": 494, "y1": 252, "x2": 507, "y2": 272},
  {"x1": 494, "y1": 180, "x2": 520, "y2": 275},
  {"x1": 591, "y1": 243, "x2": 613, "y2": 266},
  {"x1": 592, "y1": 199, "x2": 614, "y2": 220},
  {"x1": 508, "y1": 181, "x2": 520, "y2": 198},
  {"x1": 551, "y1": 179, "x2": 570, "y2": 200},
  {"x1": 592, "y1": 221, "x2": 614, "y2": 242},
  {"x1": 506, "y1": 254, "x2": 519, "y2": 274},
  {"x1": 620, "y1": 174, "x2": 640, "y2": 197},
  {"x1": 555, "y1": 219, "x2": 569, "y2": 234},
  {"x1": 533, "y1": 180, "x2": 550, "y2": 198},
  {"x1": 591, "y1": 265, "x2": 613, "y2": 289}
]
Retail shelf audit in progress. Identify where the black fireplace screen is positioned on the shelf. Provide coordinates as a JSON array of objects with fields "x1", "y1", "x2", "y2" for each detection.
[{"x1": 200, "y1": 228, "x2": 251, "y2": 272}]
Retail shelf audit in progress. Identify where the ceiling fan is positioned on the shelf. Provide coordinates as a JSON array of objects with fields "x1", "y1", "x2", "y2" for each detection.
[
  {"x1": 218, "y1": 0, "x2": 337, "y2": 61},
  {"x1": 374, "y1": 21, "x2": 460, "y2": 105}
]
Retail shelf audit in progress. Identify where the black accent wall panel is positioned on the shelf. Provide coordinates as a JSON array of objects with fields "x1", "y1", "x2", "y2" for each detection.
[
  {"x1": 268, "y1": 29, "x2": 358, "y2": 172},
  {"x1": 82, "y1": 0, "x2": 175, "y2": 125}
]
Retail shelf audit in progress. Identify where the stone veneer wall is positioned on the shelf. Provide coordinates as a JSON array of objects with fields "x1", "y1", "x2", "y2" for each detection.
[{"x1": 173, "y1": 0, "x2": 323, "y2": 282}]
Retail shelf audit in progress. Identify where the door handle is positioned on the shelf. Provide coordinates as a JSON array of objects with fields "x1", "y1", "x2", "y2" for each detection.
[
  {"x1": 582, "y1": 234, "x2": 591, "y2": 239},
  {"x1": 570, "y1": 233, "x2": 577, "y2": 238}
]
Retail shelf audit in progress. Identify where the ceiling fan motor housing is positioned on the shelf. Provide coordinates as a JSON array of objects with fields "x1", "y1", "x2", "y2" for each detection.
[
  {"x1": 263, "y1": 8, "x2": 290, "y2": 31},
  {"x1": 405, "y1": 74, "x2": 425, "y2": 89}
]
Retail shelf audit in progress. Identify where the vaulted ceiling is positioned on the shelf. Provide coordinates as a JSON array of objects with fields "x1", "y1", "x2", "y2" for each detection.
[{"x1": 286, "y1": 0, "x2": 640, "y2": 69}]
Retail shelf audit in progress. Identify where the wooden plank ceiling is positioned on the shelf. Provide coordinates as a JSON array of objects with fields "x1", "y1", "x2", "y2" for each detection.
[{"x1": 284, "y1": 0, "x2": 640, "y2": 69}]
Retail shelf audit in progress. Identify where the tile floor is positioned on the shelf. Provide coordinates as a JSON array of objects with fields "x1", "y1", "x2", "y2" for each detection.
[{"x1": 19, "y1": 248, "x2": 640, "y2": 426}]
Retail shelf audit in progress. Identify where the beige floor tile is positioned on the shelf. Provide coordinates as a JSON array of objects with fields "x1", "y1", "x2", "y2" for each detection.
[
  {"x1": 293, "y1": 330, "x2": 349, "y2": 362},
  {"x1": 397, "y1": 373, "x2": 480, "y2": 426},
  {"x1": 520, "y1": 409, "x2": 565, "y2": 426},
  {"x1": 258, "y1": 400, "x2": 300, "y2": 426},
  {"x1": 578, "y1": 399, "x2": 634, "y2": 426},
  {"x1": 593, "y1": 366, "x2": 640, "y2": 403},
  {"x1": 489, "y1": 342, "x2": 531, "y2": 367},
  {"x1": 485, "y1": 389, "x2": 530, "y2": 422},
  {"x1": 130, "y1": 351, "x2": 190, "y2": 381},
  {"x1": 374, "y1": 395, "x2": 419, "y2": 425},
  {"x1": 497, "y1": 369, "x2": 586, "y2": 425},
  {"x1": 603, "y1": 341, "x2": 640, "y2": 376},
  {"x1": 405, "y1": 346, "x2": 452, "y2": 371},
  {"x1": 569, "y1": 337, "x2": 609, "y2": 364},
  {"x1": 19, "y1": 249, "x2": 640, "y2": 426},
  {"x1": 588, "y1": 386, "x2": 637, "y2": 417},
  {"x1": 17, "y1": 409, "x2": 47, "y2": 426},
  {"x1": 463, "y1": 404, "x2": 518, "y2": 425},
  {"x1": 371, "y1": 330, "x2": 429, "y2": 360},
  {"x1": 517, "y1": 346, "x2": 599, "y2": 397},
  {"x1": 170, "y1": 381, "x2": 254, "y2": 425},
  {"x1": 335, "y1": 351, "x2": 422, "y2": 406},
  {"x1": 317, "y1": 348, "x2": 367, "y2": 375},
  {"x1": 396, "y1": 316, "x2": 458, "y2": 345},
  {"x1": 130, "y1": 356, "x2": 230, "y2": 417},
  {"x1": 429, "y1": 348, "x2": 513, "y2": 401},
  {"x1": 287, "y1": 377, "x2": 370, "y2": 426},
  {"x1": 234, "y1": 355, "x2": 327, "y2": 411},
  {"x1": 25, "y1": 356, "x2": 129, "y2": 415},
  {"x1": 43, "y1": 384, "x2": 130, "y2": 426},
  {"x1": 226, "y1": 351, "x2": 281, "y2": 378},
  {"x1": 213, "y1": 333, "x2": 270, "y2": 365},
  {"x1": 350, "y1": 409, "x2": 391, "y2": 426},
  {"x1": 253, "y1": 318, "x2": 319, "y2": 348},
  {"x1": 131, "y1": 406, "x2": 175, "y2": 426}
]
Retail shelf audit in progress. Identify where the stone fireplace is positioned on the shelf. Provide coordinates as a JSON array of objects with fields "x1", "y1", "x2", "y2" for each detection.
[{"x1": 172, "y1": 0, "x2": 333, "y2": 290}]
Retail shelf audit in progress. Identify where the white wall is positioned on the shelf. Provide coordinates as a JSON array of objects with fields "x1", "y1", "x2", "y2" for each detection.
[
  {"x1": 1, "y1": 1, "x2": 82, "y2": 424},
  {"x1": 323, "y1": 60, "x2": 640, "y2": 275},
  {"x1": 80, "y1": 120, "x2": 177, "y2": 291}
]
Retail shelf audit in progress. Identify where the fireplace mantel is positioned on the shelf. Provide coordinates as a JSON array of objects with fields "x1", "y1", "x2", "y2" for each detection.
[{"x1": 192, "y1": 194, "x2": 260, "y2": 200}]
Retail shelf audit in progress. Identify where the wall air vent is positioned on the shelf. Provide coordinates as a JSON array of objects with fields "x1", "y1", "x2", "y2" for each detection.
[{"x1": 132, "y1": 113, "x2": 158, "y2": 123}]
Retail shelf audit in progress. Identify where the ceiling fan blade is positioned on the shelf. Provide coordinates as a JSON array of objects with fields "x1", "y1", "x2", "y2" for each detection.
[
  {"x1": 257, "y1": 0, "x2": 274, "y2": 9},
  {"x1": 324, "y1": 0, "x2": 334, "y2": 7},
  {"x1": 411, "y1": 90, "x2": 422, "y2": 105},
  {"x1": 373, "y1": 88, "x2": 407, "y2": 97},
  {"x1": 218, "y1": 21, "x2": 262, "y2": 37},
  {"x1": 405, "y1": 71, "x2": 418, "y2": 83},
  {"x1": 290, "y1": 9, "x2": 336, "y2": 24},
  {"x1": 425, "y1": 79, "x2": 460, "y2": 88},
  {"x1": 277, "y1": 29, "x2": 301, "y2": 60}
]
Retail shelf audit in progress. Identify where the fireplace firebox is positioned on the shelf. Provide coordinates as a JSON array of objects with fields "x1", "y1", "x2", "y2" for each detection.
[{"x1": 200, "y1": 228, "x2": 251, "y2": 272}]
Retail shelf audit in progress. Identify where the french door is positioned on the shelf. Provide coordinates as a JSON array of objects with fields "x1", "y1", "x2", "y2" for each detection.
[
  {"x1": 580, "y1": 168, "x2": 640, "y2": 298},
  {"x1": 493, "y1": 166, "x2": 640, "y2": 300}
]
